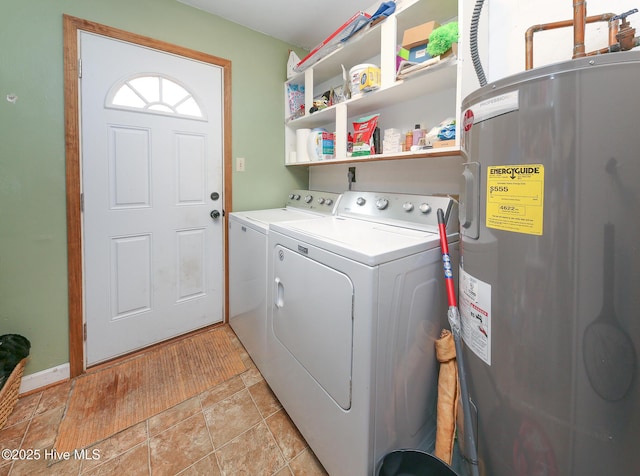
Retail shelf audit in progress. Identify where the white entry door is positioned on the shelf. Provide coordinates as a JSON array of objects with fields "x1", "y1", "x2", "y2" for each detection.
[{"x1": 80, "y1": 32, "x2": 224, "y2": 365}]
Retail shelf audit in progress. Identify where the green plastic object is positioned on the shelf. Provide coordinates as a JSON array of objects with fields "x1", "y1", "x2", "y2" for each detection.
[{"x1": 427, "y1": 22, "x2": 459, "y2": 57}]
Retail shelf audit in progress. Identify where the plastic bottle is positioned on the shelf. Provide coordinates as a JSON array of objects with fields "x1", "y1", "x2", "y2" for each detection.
[
  {"x1": 405, "y1": 130, "x2": 413, "y2": 151},
  {"x1": 412, "y1": 124, "x2": 424, "y2": 146},
  {"x1": 373, "y1": 127, "x2": 380, "y2": 155}
]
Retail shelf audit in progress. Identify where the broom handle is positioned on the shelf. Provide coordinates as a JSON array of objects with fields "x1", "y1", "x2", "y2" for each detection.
[
  {"x1": 437, "y1": 209, "x2": 480, "y2": 476},
  {"x1": 437, "y1": 209, "x2": 457, "y2": 308}
]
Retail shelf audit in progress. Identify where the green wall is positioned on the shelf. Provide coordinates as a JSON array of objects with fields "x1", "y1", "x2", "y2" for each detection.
[{"x1": 0, "y1": 0, "x2": 308, "y2": 376}]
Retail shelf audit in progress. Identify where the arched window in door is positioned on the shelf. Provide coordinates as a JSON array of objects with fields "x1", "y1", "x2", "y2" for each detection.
[{"x1": 107, "y1": 74, "x2": 205, "y2": 119}]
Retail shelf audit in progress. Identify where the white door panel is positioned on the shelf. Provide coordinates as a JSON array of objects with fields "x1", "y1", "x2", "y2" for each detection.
[
  {"x1": 176, "y1": 133, "x2": 207, "y2": 204},
  {"x1": 109, "y1": 126, "x2": 151, "y2": 208},
  {"x1": 81, "y1": 32, "x2": 223, "y2": 364},
  {"x1": 111, "y1": 234, "x2": 152, "y2": 318}
]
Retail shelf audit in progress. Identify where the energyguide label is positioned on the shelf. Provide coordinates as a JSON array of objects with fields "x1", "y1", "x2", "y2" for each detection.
[{"x1": 486, "y1": 164, "x2": 544, "y2": 235}]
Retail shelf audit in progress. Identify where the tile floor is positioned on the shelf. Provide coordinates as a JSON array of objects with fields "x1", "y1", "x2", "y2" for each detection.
[{"x1": 0, "y1": 326, "x2": 328, "y2": 476}]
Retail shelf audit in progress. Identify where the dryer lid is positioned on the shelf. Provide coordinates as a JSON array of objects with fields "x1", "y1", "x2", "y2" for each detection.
[
  {"x1": 271, "y1": 216, "x2": 445, "y2": 266},
  {"x1": 229, "y1": 208, "x2": 315, "y2": 232}
]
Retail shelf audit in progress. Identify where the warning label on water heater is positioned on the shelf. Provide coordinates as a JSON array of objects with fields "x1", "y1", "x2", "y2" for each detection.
[
  {"x1": 459, "y1": 267, "x2": 491, "y2": 366},
  {"x1": 486, "y1": 164, "x2": 544, "y2": 235}
]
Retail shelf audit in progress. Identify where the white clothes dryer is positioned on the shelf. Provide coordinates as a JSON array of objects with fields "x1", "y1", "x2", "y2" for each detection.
[
  {"x1": 228, "y1": 190, "x2": 341, "y2": 373},
  {"x1": 263, "y1": 191, "x2": 459, "y2": 476}
]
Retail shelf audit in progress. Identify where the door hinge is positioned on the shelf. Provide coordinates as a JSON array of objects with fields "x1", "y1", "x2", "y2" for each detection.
[
  {"x1": 78, "y1": 58, "x2": 82, "y2": 78},
  {"x1": 83, "y1": 322, "x2": 87, "y2": 341},
  {"x1": 80, "y1": 193, "x2": 84, "y2": 212}
]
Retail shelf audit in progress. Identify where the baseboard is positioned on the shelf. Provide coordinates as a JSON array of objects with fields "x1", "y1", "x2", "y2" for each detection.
[{"x1": 19, "y1": 363, "x2": 70, "y2": 394}]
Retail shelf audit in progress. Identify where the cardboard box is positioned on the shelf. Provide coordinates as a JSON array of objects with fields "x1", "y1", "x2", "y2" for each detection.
[
  {"x1": 433, "y1": 139, "x2": 456, "y2": 148},
  {"x1": 402, "y1": 20, "x2": 440, "y2": 49},
  {"x1": 397, "y1": 47, "x2": 409, "y2": 60},
  {"x1": 439, "y1": 42, "x2": 459, "y2": 60},
  {"x1": 408, "y1": 44, "x2": 433, "y2": 63}
]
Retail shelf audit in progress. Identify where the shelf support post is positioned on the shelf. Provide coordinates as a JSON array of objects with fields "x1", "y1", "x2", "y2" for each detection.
[{"x1": 380, "y1": 15, "x2": 398, "y2": 88}]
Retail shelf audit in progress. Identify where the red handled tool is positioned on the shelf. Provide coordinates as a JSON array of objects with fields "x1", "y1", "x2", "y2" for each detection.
[
  {"x1": 437, "y1": 209, "x2": 458, "y2": 309},
  {"x1": 437, "y1": 208, "x2": 480, "y2": 476}
]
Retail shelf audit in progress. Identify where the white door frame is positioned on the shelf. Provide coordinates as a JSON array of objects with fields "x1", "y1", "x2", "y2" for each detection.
[{"x1": 63, "y1": 15, "x2": 233, "y2": 377}]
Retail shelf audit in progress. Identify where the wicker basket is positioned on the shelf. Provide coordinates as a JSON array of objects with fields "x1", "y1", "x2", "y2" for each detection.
[{"x1": 0, "y1": 358, "x2": 27, "y2": 429}]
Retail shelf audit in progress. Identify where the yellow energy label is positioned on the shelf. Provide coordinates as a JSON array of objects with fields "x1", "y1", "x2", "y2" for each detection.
[{"x1": 486, "y1": 164, "x2": 544, "y2": 235}]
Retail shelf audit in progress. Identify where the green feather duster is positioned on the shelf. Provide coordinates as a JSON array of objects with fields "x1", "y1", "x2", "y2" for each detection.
[{"x1": 427, "y1": 22, "x2": 459, "y2": 57}]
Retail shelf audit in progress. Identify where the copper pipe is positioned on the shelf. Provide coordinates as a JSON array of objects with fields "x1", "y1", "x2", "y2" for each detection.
[
  {"x1": 525, "y1": 12, "x2": 618, "y2": 70},
  {"x1": 585, "y1": 45, "x2": 618, "y2": 56},
  {"x1": 609, "y1": 17, "x2": 620, "y2": 45},
  {"x1": 584, "y1": 32, "x2": 640, "y2": 56},
  {"x1": 573, "y1": 0, "x2": 587, "y2": 58},
  {"x1": 585, "y1": 46, "x2": 620, "y2": 56}
]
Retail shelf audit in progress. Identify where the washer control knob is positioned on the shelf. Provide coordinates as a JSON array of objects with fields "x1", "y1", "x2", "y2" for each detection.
[
  {"x1": 419, "y1": 203, "x2": 432, "y2": 214},
  {"x1": 317, "y1": 197, "x2": 325, "y2": 205},
  {"x1": 376, "y1": 198, "x2": 389, "y2": 210},
  {"x1": 294, "y1": 194, "x2": 301, "y2": 200},
  {"x1": 304, "y1": 195, "x2": 313, "y2": 203},
  {"x1": 403, "y1": 202, "x2": 414, "y2": 212},
  {"x1": 325, "y1": 199, "x2": 333, "y2": 206},
  {"x1": 288, "y1": 193, "x2": 295, "y2": 200},
  {"x1": 356, "y1": 197, "x2": 366, "y2": 206}
]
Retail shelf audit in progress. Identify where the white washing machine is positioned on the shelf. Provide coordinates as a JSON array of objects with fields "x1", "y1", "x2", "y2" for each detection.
[
  {"x1": 228, "y1": 190, "x2": 341, "y2": 373},
  {"x1": 263, "y1": 191, "x2": 459, "y2": 476}
]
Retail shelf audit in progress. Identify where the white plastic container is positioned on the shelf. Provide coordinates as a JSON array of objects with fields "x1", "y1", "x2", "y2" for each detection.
[
  {"x1": 307, "y1": 128, "x2": 334, "y2": 161},
  {"x1": 349, "y1": 63, "x2": 377, "y2": 99},
  {"x1": 295, "y1": 129, "x2": 311, "y2": 163}
]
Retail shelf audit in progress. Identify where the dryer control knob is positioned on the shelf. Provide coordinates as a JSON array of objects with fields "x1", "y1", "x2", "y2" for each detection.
[
  {"x1": 317, "y1": 197, "x2": 325, "y2": 205},
  {"x1": 376, "y1": 198, "x2": 389, "y2": 210},
  {"x1": 289, "y1": 194, "x2": 295, "y2": 199},
  {"x1": 294, "y1": 194, "x2": 301, "y2": 200},
  {"x1": 304, "y1": 195, "x2": 313, "y2": 203},
  {"x1": 325, "y1": 199, "x2": 333, "y2": 206},
  {"x1": 356, "y1": 197, "x2": 366, "y2": 206},
  {"x1": 403, "y1": 202, "x2": 414, "y2": 212},
  {"x1": 419, "y1": 203, "x2": 432, "y2": 214}
]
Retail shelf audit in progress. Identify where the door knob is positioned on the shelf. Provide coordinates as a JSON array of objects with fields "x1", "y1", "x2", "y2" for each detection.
[{"x1": 210, "y1": 210, "x2": 220, "y2": 219}]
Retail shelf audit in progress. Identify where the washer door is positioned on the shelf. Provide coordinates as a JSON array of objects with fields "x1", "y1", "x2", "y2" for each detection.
[{"x1": 273, "y1": 245, "x2": 354, "y2": 409}]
